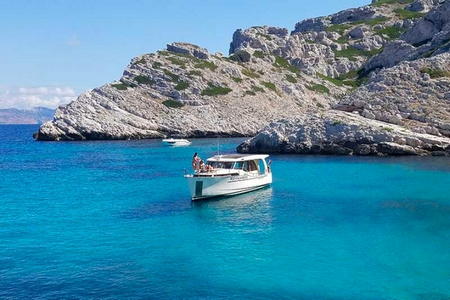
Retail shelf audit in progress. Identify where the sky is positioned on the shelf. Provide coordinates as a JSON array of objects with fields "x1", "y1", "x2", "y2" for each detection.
[{"x1": 0, "y1": 0, "x2": 369, "y2": 109}]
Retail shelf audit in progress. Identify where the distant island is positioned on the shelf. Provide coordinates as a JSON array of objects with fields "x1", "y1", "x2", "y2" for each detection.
[
  {"x1": 35, "y1": 0, "x2": 450, "y2": 156},
  {"x1": 0, "y1": 107, "x2": 54, "y2": 125}
]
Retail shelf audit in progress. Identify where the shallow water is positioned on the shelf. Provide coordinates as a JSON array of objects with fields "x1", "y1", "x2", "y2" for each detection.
[{"x1": 1, "y1": 125, "x2": 449, "y2": 299}]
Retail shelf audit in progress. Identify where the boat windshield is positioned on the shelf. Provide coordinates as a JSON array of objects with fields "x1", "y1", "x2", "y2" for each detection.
[
  {"x1": 206, "y1": 161, "x2": 234, "y2": 169},
  {"x1": 233, "y1": 160, "x2": 258, "y2": 171}
]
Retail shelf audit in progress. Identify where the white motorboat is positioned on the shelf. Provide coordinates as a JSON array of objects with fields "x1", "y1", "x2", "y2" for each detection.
[
  {"x1": 184, "y1": 154, "x2": 272, "y2": 200},
  {"x1": 162, "y1": 138, "x2": 191, "y2": 146}
]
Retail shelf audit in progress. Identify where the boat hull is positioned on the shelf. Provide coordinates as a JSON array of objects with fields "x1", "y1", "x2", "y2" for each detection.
[
  {"x1": 162, "y1": 139, "x2": 191, "y2": 146},
  {"x1": 184, "y1": 173, "x2": 272, "y2": 200}
]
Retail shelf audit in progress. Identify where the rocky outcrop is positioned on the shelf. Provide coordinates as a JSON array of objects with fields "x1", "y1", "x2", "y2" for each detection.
[
  {"x1": 37, "y1": 0, "x2": 450, "y2": 152},
  {"x1": 407, "y1": 0, "x2": 444, "y2": 13},
  {"x1": 364, "y1": 0, "x2": 450, "y2": 72},
  {"x1": 237, "y1": 111, "x2": 450, "y2": 156},
  {"x1": 36, "y1": 43, "x2": 335, "y2": 141},
  {"x1": 166, "y1": 42, "x2": 210, "y2": 60},
  {"x1": 337, "y1": 52, "x2": 450, "y2": 137}
]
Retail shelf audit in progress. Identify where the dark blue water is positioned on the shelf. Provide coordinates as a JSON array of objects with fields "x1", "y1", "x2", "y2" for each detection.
[{"x1": 1, "y1": 125, "x2": 449, "y2": 299}]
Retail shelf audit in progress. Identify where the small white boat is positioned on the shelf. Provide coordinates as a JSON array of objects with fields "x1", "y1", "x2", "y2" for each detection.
[
  {"x1": 162, "y1": 138, "x2": 191, "y2": 146},
  {"x1": 184, "y1": 154, "x2": 272, "y2": 200}
]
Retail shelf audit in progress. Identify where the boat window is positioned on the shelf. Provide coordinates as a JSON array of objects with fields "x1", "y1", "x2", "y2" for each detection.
[
  {"x1": 207, "y1": 161, "x2": 233, "y2": 169},
  {"x1": 234, "y1": 161, "x2": 244, "y2": 169},
  {"x1": 248, "y1": 160, "x2": 258, "y2": 171},
  {"x1": 241, "y1": 160, "x2": 258, "y2": 172},
  {"x1": 257, "y1": 159, "x2": 266, "y2": 175}
]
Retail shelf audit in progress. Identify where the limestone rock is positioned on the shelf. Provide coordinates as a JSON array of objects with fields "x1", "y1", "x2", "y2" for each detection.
[
  {"x1": 237, "y1": 111, "x2": 450, "y2": 156},
  {"x1": 407, "y1": 0, "x2": 444, "y2": 12},
  {"x1": 293, "y1": 17, "x2": 330, "y2": 33},
  {"x1": 167, "y1": 42, "x2": 210, "y2": 59},
  {"x1": 36, "y1": 0, "x2": 450, "y2": 150},
  {"x1": 331, "y1": 6, "x2": 377, "y2": 24},
  {"x1": 365, "y1": 1, "x2": 450, "y2": 72},
  {"x1": 339, "y1": 53, "x2": 450, "y2": 137}
]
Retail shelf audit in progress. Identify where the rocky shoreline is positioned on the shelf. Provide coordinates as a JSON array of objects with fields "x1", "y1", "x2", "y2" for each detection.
[
  {"x1": 36, "y1": 0, "x2": 450, "y2": 156},
  {"x1": 237, "y1": 110, "x2": 450, "y2": 156}
]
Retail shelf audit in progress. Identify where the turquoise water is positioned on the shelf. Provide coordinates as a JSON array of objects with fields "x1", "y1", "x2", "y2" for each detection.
[{"x1": 1, "y1": 125, "x2": 449, "y2": 299}]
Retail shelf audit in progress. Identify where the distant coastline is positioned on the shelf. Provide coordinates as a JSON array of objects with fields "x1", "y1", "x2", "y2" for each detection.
[{"x1": 0, "y1": 107, "x2": 54, "y2": 125}]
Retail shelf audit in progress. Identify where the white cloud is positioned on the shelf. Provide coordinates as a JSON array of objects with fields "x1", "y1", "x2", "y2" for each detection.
[{"x1": 0, "y1": 86, "x2": 77, "y2": 109}]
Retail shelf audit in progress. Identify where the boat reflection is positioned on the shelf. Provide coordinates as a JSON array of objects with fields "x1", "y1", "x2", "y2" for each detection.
[
  {"x1": 191, "y1": 187, "x2": 274, "y2": 230},
  {"x1": 191, "y1": 186, "x2": 273, "y2": 208}
]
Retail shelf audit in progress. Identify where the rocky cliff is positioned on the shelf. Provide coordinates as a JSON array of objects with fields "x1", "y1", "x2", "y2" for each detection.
[{"x1": 37, "y1": 0, "x2": 450, "y2": 155}]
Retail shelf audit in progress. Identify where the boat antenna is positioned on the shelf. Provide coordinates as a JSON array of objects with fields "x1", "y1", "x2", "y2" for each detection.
[{"x1": 217, "y1": 116, "x2": 220, "y2": 156}]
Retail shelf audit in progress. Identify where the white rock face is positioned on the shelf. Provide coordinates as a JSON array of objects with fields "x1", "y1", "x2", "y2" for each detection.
[
  {"x1": 365, "y1": 1, "x2": 450, "y2": 72},
  {"x1": 338, "y1": 53, "x2": 450, "y2": 137},
  {"x1": 37, "y1": 44, "x2": 335, "y2": 141},
  {"x1": 37, "y1": 0, "x2": 450, "y2": 158},
  {"x1": 237, "y1": 111, "x2": 450, "y2": 156}
]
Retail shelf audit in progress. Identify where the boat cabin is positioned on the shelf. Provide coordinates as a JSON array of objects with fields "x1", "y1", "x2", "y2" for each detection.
[{"x1": 195, "y1": 154, "x2": 270, "y2": 176}]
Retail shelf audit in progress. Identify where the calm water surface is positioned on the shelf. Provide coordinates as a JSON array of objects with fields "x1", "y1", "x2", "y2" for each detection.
[{"x1": 1, "y1": 125, "x2": 449, "y2": 299}]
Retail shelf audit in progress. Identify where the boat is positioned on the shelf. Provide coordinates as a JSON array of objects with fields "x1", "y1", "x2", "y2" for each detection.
[
  {"x1": 184, "y1": 154, "x2": 272, "y2": 200},
  {"x1": 162, "y1": 138, "x2": 191, "y2": 146}
]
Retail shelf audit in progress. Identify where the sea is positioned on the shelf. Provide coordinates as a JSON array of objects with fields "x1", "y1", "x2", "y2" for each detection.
[{"x1": 1, "y1": 125, "x2": 449, "y2": 299}]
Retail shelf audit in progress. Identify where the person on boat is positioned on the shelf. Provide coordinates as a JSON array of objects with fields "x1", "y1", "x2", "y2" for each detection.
[
  {"x1": 199, "y1": 160, "x2": 206, "y2": 172},
  {"x1": 192, "y1": 153, "x2": 201, "y2": 171}
]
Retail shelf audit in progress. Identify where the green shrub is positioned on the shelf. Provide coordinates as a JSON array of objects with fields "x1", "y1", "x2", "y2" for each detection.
[
  {"x1": 167, "y1": 56, "x2": 187, "y2": 67},
  {"x1": 253, "y1": 50, "x2": 266, "y2": 58},
  {"x1": 135, "y1": 58, "x2": 146, "y2": 65},
  {"x1": 201, "y1": 83, "x2": 232, "y2": 96},
  {"x1": 286, "y1": 74, "x2": 298, "y2": 83},
  {"x1": 317, "y1": 70, "x2": 367, "y2": 88},
  {"x1": 260, "y1": 81, "x2": 278, "y2": 93},
  {"x1": 229, "y1": 50, "x2": 251, "y2": 63},
  {"x1": 231, "y1": 77, "x2": 243, "y2": 83},
  {"x1": 394, "y1": 8, "x2": 425, "y2": 19},
  {"x1": 163, "y1": 70, "x2": 180, "y2": 82},
  {"x1": 152, "y1": 61, "x2": 163, "y2": 69},
  {"x1": 241, "y1": 68, "x2": 260, "y2": 78},
  {"x1": 371, "y1": 0, "x2": 413, "y2": 7},
  {"x1": 175, "y1": 81, "x2": 190, "y2": 91},
  {"x1": 273, "y1": 56, "x2": 299, "y2": 73},
  {"x1": 336, "y1": 36, "x2": 349, "y2": 44},
  {"x1": 333, "y1": 47, "x2": 382, "y2": 61},
  {"x1": 376, "y1": 26, "x2": 405, "y2": 39},
  {"x1": 351, "y1": 16, "x2": 389, "y2": 26},
  {"x1": 256, "y1": 32, "x2": 273, "y2": 40},
  {"x1": 332, "y1": 120, "x2": 344, "y2": 126},
  {"x1": 194, "y1": 61, "x2": 217, "y2": 71},
  {"x1": 111, "y1": 83, "x2": 129, "y2": 90},
  {"x1": 188, "y1": 70, "x2": 202, "y2": 76},
  {"x1": 317, "y1": 73, "x2": 343, "y2": 86},
  {"x1": 251, "y1": 85, "x2": 265, "y2": 93},
  {"x1": 158, "y1": 50, "x2": 171, "y2": 56},
  {"x1": 134, "y1": 75, "x2": 154, "y2": 85},
  {"x1": 420, "y1": 68, "x2": 450, "y2": 78},
  {"x1": 326, "y1": 24, "x2": 351, "y2": 35},
  {"x1": 162, "y1": 99, "x2": 184, "y2": 108},
  {"x1": 244, "y1": 90, "x2": 256, "y2": 96},
  {"x1": 307, "y1": 83, "x2": 329, "y2": 94}
]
